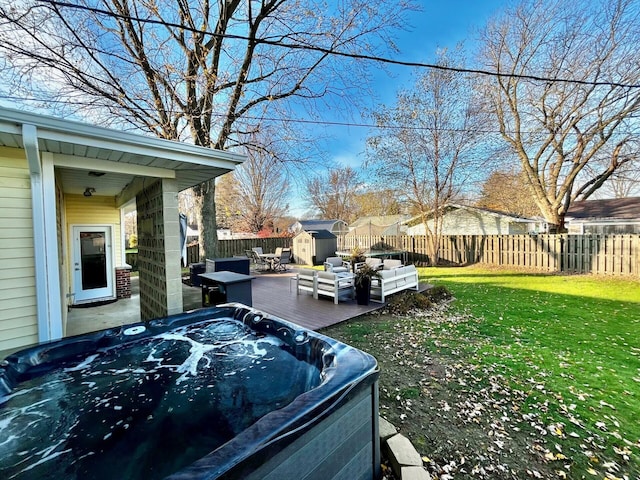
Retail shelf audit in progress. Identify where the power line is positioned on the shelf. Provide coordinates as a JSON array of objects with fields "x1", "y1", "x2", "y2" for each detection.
[
  {"x1": 3, "y1": 93, "x2": 640, "y2": 137},
  {"x1": 33, "y1": 0, "x2": 640, "y2": 90}
]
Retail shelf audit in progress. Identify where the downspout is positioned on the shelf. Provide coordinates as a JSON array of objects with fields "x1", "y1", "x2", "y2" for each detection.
[
  {"x1": 23, "y1": 124, "x2": 54, "y2": 342},
  {"x1": 120, "y1": 208, "x2": 127, "y2": 265}
]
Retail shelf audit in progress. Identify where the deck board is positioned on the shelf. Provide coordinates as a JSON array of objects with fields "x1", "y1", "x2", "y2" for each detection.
[{"x1": 250, "y1": 271, "x2": 383, "y2": 331}]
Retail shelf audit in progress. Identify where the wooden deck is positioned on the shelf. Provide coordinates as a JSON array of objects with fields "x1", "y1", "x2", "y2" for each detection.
[
  {"x1": 65, "y1": 271, "x2": 385, "y2": 341},
  {"x1": 249, "y1": 271, "x2": 384, "y2": 331}
]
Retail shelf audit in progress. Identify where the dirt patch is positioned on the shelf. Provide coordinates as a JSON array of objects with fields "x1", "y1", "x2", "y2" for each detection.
[{"x1": 322, "y1": 304, "x2": 563, "y2": 480}]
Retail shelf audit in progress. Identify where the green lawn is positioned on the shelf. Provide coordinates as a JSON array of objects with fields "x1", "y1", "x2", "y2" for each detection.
[{"x1": 421, "y1": 266, "x2": 640, "y2": 477}]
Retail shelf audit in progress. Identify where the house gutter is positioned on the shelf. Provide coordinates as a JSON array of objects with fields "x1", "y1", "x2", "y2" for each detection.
[{"x1": 23, "y1": 124, "x2": 62, "y2": 342}]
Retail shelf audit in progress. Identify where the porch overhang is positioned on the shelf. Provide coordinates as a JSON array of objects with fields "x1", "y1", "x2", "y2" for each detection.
[{"x1": 0, "y1": 107, "x2": 245, "y2": 202}]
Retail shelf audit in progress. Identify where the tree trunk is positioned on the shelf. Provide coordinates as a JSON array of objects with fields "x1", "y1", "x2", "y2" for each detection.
[
  {"x1": 427, "y1": 233, "x2": 440, "y2": 267},
  {"x1": 198, "y1": 180, "x2": 218, "y2": 261},
  {"x1": 538, "y1": 205, "x2": 566, "y2": 234}
]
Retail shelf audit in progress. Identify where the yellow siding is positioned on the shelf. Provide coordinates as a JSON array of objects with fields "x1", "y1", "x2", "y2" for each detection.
[
  {"x1": 64, "y1": 194, "x2": 122, "y2": 289},
  {"x1": 0, "y1": 146, "x2": 38, "y2": 351}
]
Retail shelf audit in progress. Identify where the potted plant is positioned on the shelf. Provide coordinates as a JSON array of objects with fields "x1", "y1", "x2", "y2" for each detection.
[
  {"x1": 353, "y1": 263, "x2": 381, "y2": 305},
  {"x1": 349, "y1": 246, "x2": 366, "y2": 272}
]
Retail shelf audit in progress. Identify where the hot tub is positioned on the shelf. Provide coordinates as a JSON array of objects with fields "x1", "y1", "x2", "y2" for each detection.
[{"x1": 0, "y1": 305, "x2": 379, "y2": 480}]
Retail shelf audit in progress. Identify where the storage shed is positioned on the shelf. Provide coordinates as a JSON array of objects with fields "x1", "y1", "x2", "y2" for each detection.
[{"x1": 292, "y1": 229, "x2": 337, "y2": 266}]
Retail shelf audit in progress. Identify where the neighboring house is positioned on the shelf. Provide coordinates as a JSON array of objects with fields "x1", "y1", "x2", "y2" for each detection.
[
  {"x1": 404, "y1": 204, "x2": 540, "y2": 236},
  {"x1": 0, "y1": 107, "x2": 245, "y2": 353},
  {"x1": 565, "y1": 197, "x2": 640, "y2": 234},
  {"x1": 346, "y1": 215, "x2": 410, "y2": 237},
  {"x1": 290, "y1": 219, "x2": 348, "y2": 237},
  {"x1": 292, "y1": 229, "x2": 337, "y2": 265}
]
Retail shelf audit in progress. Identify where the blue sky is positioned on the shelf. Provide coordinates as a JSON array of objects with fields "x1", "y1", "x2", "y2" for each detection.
[
  {"x1": 320, "y1": 0, "x2": 508, "y2": 165},
  {"x1": 332, "y1": 0, "x2": 508, "y2": 161},
  {"x1": 292, "y1": 0, "x2": 510, "y2": 216}
]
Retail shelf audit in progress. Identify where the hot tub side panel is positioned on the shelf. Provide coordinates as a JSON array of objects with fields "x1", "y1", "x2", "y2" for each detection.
[{"x1": 215, "y1": 380, "x2": 380, "y2": 480}]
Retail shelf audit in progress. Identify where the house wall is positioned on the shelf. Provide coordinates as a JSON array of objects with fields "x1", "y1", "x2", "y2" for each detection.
[
  {"x1": 568, "y1": 221, "x2": 640, "y2": 235},
  {"x1": 408, "y1": 209, "x2": 526, "y2": 235},
  {"x1": 65, "y1": 194, "x2": 122, "y2": 301},
  {"x1": 0, "y1": 146, "x2": 38, "y2": 352}
]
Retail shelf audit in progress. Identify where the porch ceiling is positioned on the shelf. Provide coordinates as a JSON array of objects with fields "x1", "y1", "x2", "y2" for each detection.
[{"x1": 57, "y1": 167, "x2": 139, "y2": 197}]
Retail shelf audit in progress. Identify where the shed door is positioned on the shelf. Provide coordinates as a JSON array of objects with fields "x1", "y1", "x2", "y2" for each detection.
[{"x1": 72, "y1": 226, "x2": 114, "y2": 303}]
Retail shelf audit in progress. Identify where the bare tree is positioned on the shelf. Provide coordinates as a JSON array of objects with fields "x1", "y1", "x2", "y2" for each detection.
[
  {"x1": 178, "y1": 189, "x2": 200, "y2": 226},
  {"x1": 365, "y1": 48, "x2": 484, "y2": 265},
  {"x1": 214, "y1": 173, "x2": 241, "y2": 230},
  {"x1": 0, "y1": 0, "x2": 414, "y2": 257},
  {"x1": 476, "y1": 167, "x2": 541, "y2": 217},
  {"x1": 305, "y1": 167, "x2": 361, "y2": 223},
  {"x1": 231, "y1": 144, "x2": 290, "y2": 233},
  {"x1": 601, "y1": 166, "x2": 640, "y2": 198},
  {"x1": 477, "y1": 0, "x2": 640, "y2": 231},
  {"x1": 585, "y1": 140, "x2": 640, "y2": 198},
  {"x1": 354, "y1": 189, "x2": 403, "y2": 217}
]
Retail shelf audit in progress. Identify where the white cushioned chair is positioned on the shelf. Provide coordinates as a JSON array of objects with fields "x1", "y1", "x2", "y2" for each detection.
[
  {"x1": 382, "y1": 259, "x2": 403, "y2": 270},
  {"x1": 324, "y1": 256, "x2": 350, "y2": 273},
  {"x1": 315, "y1": 271, "x2": 355, "y2": 304},
  {"x1": 296, "y1": 268, "x2": 317, "y2": 296},
  {"x1": 355, "y1": 257, "x2": 383, "y2": 272}
]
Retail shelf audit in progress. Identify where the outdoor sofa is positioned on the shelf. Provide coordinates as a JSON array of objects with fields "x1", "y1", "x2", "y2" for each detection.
[{"x1": 370, "y1": 264, "x2": 419, "y2": 303}]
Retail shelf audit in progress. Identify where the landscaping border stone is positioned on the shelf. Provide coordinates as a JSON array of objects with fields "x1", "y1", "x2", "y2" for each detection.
[{"x1": 379, "y1": 416, "x2": 431, "y2": 480}]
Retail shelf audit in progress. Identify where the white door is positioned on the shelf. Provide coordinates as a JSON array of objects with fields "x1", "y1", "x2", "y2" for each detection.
[{"x1": 72, "y1": 226, "x2": 114, "y2": 303}]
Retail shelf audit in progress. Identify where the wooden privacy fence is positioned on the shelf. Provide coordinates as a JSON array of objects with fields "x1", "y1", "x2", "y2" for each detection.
[
  {"x1": 185, "y1": 237, "x2": 292, "y2": 265},
  {"x1": 182, "y1": 234, "x2": 638, "y2": 276},
  {"x1": 341, "y1": 234, "x2": 640, "y2": 276}
]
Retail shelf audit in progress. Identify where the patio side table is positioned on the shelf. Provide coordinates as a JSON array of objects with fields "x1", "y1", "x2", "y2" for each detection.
[{"x1": 199, "y1": 271, "x2": 256, "y2": 307}]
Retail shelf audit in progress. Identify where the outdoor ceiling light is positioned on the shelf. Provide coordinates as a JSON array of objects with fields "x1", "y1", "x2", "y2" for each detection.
[{"x1": 84, "y1": 187, "x2": 96, "y2": 197}]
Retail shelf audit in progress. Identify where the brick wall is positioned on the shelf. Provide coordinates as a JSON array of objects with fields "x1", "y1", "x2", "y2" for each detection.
[{"x1": 115, "y1": 267, "x2": 131, "y2": 299}]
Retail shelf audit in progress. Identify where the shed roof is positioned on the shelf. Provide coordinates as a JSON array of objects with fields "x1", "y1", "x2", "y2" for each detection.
[{"x1": 296, "y1": 229, "x2": 336, "y2": 239}]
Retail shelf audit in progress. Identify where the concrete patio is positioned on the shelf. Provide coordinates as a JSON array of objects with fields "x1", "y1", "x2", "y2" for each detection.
[{"x1": 66, "y1": 269, "x2": 385, "y2": 337}]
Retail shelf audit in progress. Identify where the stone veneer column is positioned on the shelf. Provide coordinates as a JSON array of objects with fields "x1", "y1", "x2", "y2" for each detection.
[{"x1": 136, "y1": 179, "x2": 183, "y2": 321}]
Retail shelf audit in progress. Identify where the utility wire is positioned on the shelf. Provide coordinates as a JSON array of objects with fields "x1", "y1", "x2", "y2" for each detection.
[
  {"x1": 33, "y1": 0, "x2": 640, "y2": 90},
  {"x1": 3, "y1": 93, "x2": 640, "y2": 137}
]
